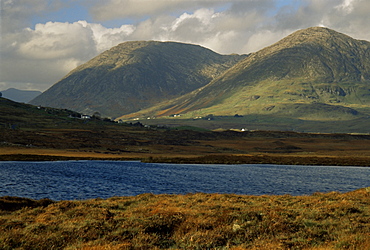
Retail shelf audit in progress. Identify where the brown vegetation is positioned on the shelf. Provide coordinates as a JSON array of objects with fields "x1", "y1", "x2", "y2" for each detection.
[
  {"x1": 2, "y1": 126, "x2": 370, "y2": 166},
  {"x1": 144, "y1": 154, "x2": 370, "y2": 166},
  {"x1": 1, "y1": 188, "x2": 370, "y2": 249}
]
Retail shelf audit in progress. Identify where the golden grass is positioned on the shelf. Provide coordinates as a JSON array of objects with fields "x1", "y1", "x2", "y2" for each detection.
[{"x1": 1, "y1": 188, "x2": 370, "y2": 249}]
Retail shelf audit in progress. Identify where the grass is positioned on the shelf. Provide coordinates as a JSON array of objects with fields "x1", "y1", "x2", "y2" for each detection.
[
  {"x1": 3, "y1": 125, "x2": 370, "y2": 165},
  {"x1": 1, "y1": 188, "x2": 370, "y2": 249},
  {"x1": 139, "y1": 114, "x2": 370, "y2": 133}
]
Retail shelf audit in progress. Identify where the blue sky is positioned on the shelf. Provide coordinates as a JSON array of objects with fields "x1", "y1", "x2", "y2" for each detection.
[
  {"x1": 1, "y1": 0, "x2": 369, "y2": 92},
  {"x1": 31, "y1": 3, "x2": 92, "y2": 26}
]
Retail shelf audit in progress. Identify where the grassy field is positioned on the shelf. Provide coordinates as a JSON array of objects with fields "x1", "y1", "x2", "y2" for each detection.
[
  {"x1": 138, "y1": 114, "x2": 370, "y2": 134},
  {"x1": 2, "y1": 126, "x2": 370, "y2": 166},
  {"x1": 1, "y1": 188, "x2": 370, "y2": 249}
]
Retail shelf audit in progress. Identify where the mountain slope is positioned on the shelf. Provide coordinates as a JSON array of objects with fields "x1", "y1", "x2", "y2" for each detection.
[
  {"x1": 120, "y1": 27, "x2": 370, "y2": 120},
  {"x1": 0, "y1": 97, "x2": 83, "y2": 129},
  {"x1": 30, "y1": 41, "x2": 246, "y2": 117}
]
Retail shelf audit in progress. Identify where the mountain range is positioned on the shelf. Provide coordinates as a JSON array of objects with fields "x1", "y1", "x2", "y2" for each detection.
[
  {"x1": 30, "y1": 41, "x2": 246, "y2": 118},
  {"x1": 1, "y1": 88, "x2": 41, "y2": 103},
  {"x1": 119, "y1": 27, "x2": 370, "y2": 121},
  {"x1": 30, "y1": 27, "x2": 370, "y2": 131}
]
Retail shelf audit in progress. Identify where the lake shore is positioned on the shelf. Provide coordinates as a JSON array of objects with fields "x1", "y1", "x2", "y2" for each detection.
[
  {"x1": 1, "y1": 150, "x2": 370, "y2": 167},
  {"x1": 144, "y1": 154, "x2": 370, "y2": 166}
]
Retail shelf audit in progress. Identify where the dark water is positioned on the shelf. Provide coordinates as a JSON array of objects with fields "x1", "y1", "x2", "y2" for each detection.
[{"x1": 0, "y1": 161, "x2": 369, "y2": 200}]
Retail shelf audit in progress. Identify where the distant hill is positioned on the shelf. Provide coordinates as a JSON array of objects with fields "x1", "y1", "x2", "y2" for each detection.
[
  {"x1": 121, "y1": 27, "x2": 370, "y2": 121},
  {"x1": 30, "y1": 41, "x2": 246, "y2": 118},
  {"x1": 0, "y1": 88, "x2": 41, "y2": 103}
]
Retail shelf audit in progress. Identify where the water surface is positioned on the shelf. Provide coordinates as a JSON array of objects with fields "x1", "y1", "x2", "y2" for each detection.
[{"x1": 0, "y1": 161, "x2": 369, "y2": 200}]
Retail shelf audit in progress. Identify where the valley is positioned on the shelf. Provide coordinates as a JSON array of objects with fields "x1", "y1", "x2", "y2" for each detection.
[{"x1": 3, "y1": 27, "x2": 370, "y2": 164}]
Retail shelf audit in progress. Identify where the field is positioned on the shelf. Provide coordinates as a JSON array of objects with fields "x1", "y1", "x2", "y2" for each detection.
[
  {"x1": 1, "y1": 188, "x2": 370, "y2": 249},
  {"x1": 2, "y1": 125, "x2": 370, "y2": 166},
  {"x1": 2, "y1": 96, "x2": 370, "y2": 165},
  {"x1": 138, "y1": 114, "x2": 370, "y2": 134}
]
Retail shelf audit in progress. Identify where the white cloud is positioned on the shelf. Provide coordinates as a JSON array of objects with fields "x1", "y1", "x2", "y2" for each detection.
[
  {"x1": 335, "y1": 0, "x2": 357, "y2": 13},
  {"x1": 18, "y1": 21, "x2": 96, "y2": 60},
  {"x1": 171, "y1": 8, "x2": 216, "y2": 31},
  {"x1": 126, "y1": 6, "x2": 272, "y2": 54},
  {"x1": 164, "y1": 8, "x2": 221, "y2": 43},
  {"x1": 243, "y1": 29, "x2": 293, "y2": 53},
  {"x1": 87, "y1": 22, "x2": 135, "y2": 52},
  {"x1": 1, "y1": 0, "x2": 370, "y2": 92},
  {"x1": 13, "y1": 21, "x2": 134, "y2": 61},
  {"x1": 0, "y1": 20, "x2": 135, "y2": 91}
]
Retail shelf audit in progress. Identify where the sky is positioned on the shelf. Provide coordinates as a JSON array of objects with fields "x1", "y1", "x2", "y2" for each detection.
[{"x1": 1, "y1": 0, "x2": 370, "y2": 92}]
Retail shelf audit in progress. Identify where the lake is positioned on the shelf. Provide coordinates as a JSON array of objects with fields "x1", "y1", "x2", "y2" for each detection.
[{"x1": 0, "y1": 161, "x2": 369, "y2": 200}]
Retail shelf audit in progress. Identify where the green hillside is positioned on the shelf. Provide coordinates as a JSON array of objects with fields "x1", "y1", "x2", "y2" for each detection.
[
  {"x1": 0, "y1": 97, "x2": 83, "y2": 129},
  {"x1": 119, "y1": 27, "x2": 370, "y2": 124},
  {"x1": 30, "y1": 41, "x2": 246, "y2": 118}
]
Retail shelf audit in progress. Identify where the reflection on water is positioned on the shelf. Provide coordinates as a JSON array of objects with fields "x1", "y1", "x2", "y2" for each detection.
[{"x1": 0, "y1": 161, "x2": 369, "y2": 200}]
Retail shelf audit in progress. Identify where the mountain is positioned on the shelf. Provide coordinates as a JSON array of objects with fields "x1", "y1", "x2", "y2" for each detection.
[
  {"x1": 0, "y1": 88, "x2": 42, "y2": 103},
  {"x1": 120, "y1": 27, "x2": 370, "y2": 121},
  {"x1": 30, "y1": 41, "x2": 246, "y2": 118}
]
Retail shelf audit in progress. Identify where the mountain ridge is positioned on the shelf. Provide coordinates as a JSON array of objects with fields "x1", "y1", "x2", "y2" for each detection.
[
  {"x1": 30, "y1": 41, "x2": 246, "y2": 117},
  {"x1": 28, "y1": 27, "x2": 370, "y2": 129},
  {"x1": 0, "y1": 88, "x2": 42, "y2": 103},
  {"x1": 119, "y1": 27, "x2": 370, "y2": 121}
]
